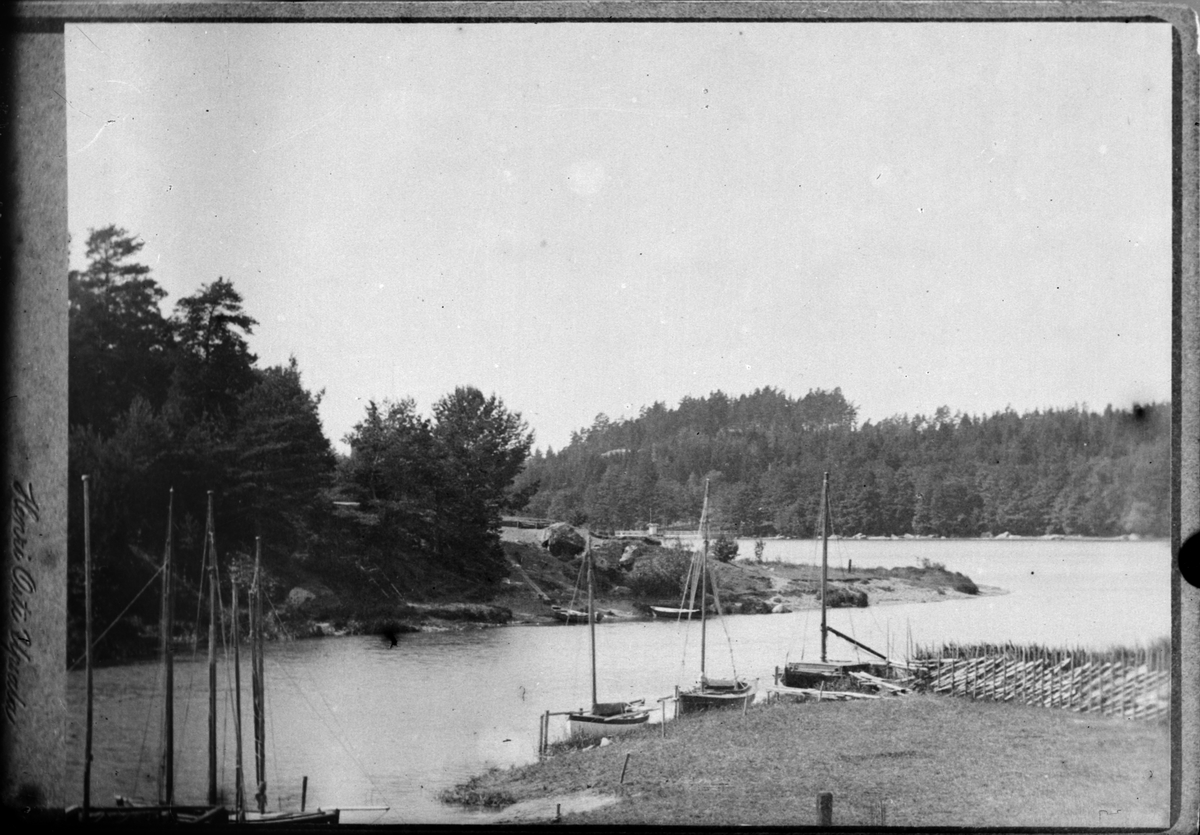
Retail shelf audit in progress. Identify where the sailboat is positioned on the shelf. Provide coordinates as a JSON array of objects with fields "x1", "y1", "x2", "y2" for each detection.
[
  {"x1": 237, "y1": 537, "x2": 343, "y2": 825},
  {"x1": 781, "y1": 472, "x2": 896, "y2": 691},
  {"x1": 676, "y1": 480, "x2": 755, "y2": 714},
  {"x1": 79, "y1": 487, "x2": 345, "y2": 824},
  {"x1": 565, "y1": 533, "x2": 652, "y2": 738},
  {"x1": 77, "y1": 483, "x2": 230, "y2": 824}
]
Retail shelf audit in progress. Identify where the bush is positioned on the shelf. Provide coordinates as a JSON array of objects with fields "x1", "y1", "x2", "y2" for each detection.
[
  {"x1": 951, "y1": 573, "x2": 979, "y2": 595},
  {"x1": 626, "y1": 546, "x2": 695, "y2": 599},
  {"x1": 821, "y1": 586, "x2": 868, "y2": 608},
  {"x1": 712, "y1": 534, "x2": 739, "y2": 563}
]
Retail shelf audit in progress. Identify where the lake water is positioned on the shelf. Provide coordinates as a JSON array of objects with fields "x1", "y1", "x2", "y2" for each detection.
[{"x1": 65, "y1": 539, "x2": 1172, "y2": 824}]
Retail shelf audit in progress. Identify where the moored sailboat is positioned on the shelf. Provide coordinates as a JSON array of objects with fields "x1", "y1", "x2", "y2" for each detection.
[
  {"x1": 75, "y1": 486, "x2": 346, "y2": 825},
  {"x1": 779, "y1": 473, "x2": 905, "y2": 695},
  {"x1": 676, "y1": 480, "x2": 755, "y2": 714},
  {"x1": 566, "y1": 533, "x2": 651, "y2": 738}
]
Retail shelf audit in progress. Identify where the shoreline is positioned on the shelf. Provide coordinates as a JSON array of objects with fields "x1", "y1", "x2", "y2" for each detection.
[{"x1": 439, "y1": 694, "x2": 1168, "y2": 827}]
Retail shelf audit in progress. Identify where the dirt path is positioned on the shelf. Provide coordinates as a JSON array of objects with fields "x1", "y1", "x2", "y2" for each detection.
[{"x1": 492, "y1": 790, "x2": 619, "y2": 823}]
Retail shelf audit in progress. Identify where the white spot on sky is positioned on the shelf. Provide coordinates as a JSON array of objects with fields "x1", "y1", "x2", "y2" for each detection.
[
  {"x1": 1098, "y1": 144, "x2": 1108, "y2": 155},
  {"x1": 567, "y1": 160, "x2": 606, "y2": 196}
]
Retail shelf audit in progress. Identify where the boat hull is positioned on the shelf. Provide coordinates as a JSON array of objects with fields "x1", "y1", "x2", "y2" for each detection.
[
  {"x1": 241, "y1": 809, "x2": 342, "y2": 825},
  {"x1": 782, "y1": 661, "x2": 897, "y2": 691},
  {"x1": 677, "y1": 681, "x2": 755, "y2": 714},
  {"x1": 567, "y1": 710, "x2": 652, "y2": 738},
  {"x1": 649, "y1": 606, "x2": 698, "y2": 619},
  {"x1": 551, "y1": 607, "x2": 603, "y2": 624}
]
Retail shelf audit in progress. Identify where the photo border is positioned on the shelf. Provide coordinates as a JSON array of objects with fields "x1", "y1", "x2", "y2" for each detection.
[{"x1": 4, "y1": 2, "x2": 1196, "y2": 830}]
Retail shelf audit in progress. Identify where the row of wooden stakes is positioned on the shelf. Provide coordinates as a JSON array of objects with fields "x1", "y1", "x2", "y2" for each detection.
[{"x1": 912, "y1": 644, "x2": 1170, "y2": 720}]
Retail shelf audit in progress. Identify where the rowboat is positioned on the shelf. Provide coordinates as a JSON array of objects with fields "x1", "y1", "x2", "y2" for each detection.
[
  {"x1": 551, "y1": 605, "x2": 603, "y2": 624},
  {"x1": 649, "y1": 605, "x2": 699, "y2": 619}
]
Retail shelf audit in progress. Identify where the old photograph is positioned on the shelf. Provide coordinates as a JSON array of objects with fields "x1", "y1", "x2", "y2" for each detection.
[{"x1": 4, "y1": 5, "x2": 1188, "y2": 827}]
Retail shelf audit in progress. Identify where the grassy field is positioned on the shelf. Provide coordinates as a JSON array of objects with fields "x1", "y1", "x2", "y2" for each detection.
[{"x1": 444, "y1": 694, "x2": 1170, "y2": 828}]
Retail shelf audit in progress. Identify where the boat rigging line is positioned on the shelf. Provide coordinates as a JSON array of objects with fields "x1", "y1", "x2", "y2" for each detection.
[
  {"x1": 66, "y1": 564, "x2": 165, "y2": 672},
  {"x1": 258, "y1": 591, "x2": 394, "y2": 809}
]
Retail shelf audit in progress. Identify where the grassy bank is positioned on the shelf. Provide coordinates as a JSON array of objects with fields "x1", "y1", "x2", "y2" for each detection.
[{"x1": 444, "y1": 694, "x2": 1169, "y2": 828}]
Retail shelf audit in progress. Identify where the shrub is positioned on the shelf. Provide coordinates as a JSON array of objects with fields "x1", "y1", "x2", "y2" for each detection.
[
  {"x1": 821, "y1": 586, "x2": 868, "y2": 608},
  {"x1": 951, "y1": 573, "x2": 979, "y2": 595},
  {"x1": 712, "y1": 534, "x2": 739, "y2": 563},
  {"x1": 626, "y1": 546, "x2": 695, "y2": 599}
]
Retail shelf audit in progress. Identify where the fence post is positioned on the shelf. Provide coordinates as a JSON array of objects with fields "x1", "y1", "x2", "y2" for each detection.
[
  {"x1": 1113, "y1": 647, "x2": 1123, "y2": 719},
  {"x1": 1052, "y1": 649, "x2": 1060, "y2": 709},
  {"x1": 816, "y1": 792, "x2": 833, "y2": 826},
  {"x1": 1020, "y1": 645, "x2": 1028, "y2": 705}
]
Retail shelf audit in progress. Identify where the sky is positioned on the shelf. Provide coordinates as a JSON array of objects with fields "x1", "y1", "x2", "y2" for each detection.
[{"x1": 65, "y1": 21, "x2": 1173, "y2": 453}]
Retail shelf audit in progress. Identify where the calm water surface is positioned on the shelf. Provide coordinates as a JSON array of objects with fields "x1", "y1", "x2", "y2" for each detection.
[{"x1": 66, "y1": 539, "x2": 1171, "y2": 823}]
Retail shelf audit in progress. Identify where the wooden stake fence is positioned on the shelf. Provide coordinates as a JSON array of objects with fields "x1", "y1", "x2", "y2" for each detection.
[{"x1": 914, "y1": 642, "x2": 1169, "y2": 720}]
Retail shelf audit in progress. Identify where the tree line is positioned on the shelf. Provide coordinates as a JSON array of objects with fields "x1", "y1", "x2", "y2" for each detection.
[
  {"x1": 68, "y1": 226, "x2": 531, "y2": 653},
  {"x1": 514, "y1": 387, "x2": 1169, "y2": 539}
]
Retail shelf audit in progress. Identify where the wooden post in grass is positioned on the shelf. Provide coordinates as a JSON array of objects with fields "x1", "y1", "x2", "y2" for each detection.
[
  {"x1": 301, "y1": 776, "x2": 308, "y2": 812},
  {"x1": 1019, "y1": 646, "x2": 1027, "y2": 705},
  {"x1": 1053, "y1": 649, "x2": 1061, "y2": 709},
  {"x1": 1113, "y1": 647, "x2": 1123, "y2": 719},
  {"x1": 817, "y1": 792, "x2": 833, "y2": 826},
  {"x1": 620, "y1": 752, "x2": 631, "y2": 784}
]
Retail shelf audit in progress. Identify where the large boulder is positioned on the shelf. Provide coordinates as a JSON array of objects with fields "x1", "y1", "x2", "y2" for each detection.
[
  {"x1": 288, "y1": 587, "x2": 317, "y2": 607},
  {"x1": 541, "y1": 523, "x2": 586, "y2": 558},
  {"x1": 619, "y1": 544, "x2": 640, "y2": 568}
]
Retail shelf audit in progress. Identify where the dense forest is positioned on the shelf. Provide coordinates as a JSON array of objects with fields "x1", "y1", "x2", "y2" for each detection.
[
  {"x1": 514, "y1": 388, "x2": 1170, "y2": 539},
  {"x1": 67, "y1": 227, "x2": 532, "y2": 653}
]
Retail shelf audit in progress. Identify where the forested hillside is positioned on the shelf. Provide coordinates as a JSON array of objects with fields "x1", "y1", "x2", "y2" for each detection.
[
  {"x1": 514, "y1": 388, "x2": 1169, "y2": 539},
  {"x1": 67, "y1": 226, "x2": 531, "y2": 657}
]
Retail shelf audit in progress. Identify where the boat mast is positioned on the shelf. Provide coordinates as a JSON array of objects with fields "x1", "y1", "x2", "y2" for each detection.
[
  {"x1": 819, "y1": 472, "x2": 829, "y2": 663},
  {"x1": 699, "y1": 478, "x2": 710, "y2": 682},
  {"x1": 205, "y1": 491, "x2": 218, "y2": 806},
  {"x1": 251, "y1": 538, "x2": 266, "y2": 813},
  {"x1": 586, "y1": 533, "x2": 597, "y2": 710},
  {"x1": 232, "y1": 568, "x2": 245, "y2": 820},
  {"x1": 159, "y1": 488, "x2": 175, "y2": 806},
  {"x1": 82, "y1": 475, "x2": 93, "y2": 822}
]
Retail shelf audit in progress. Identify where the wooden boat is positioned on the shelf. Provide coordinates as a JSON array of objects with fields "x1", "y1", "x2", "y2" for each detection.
[
  {"x1": 677, "y1": 481, "x2": 756, "y2": 714},
  {"x1": 780, "y1": 473, "x2": 902, "y2": 693},
  {"x1": 551, "y1": 605, "x2": 603, "y2": 624},
  {"x1": 567, "y1": 533, "x2": 651, "y2": 737},
  {"x1": 649, "y1": 605, "x2": 699, "y2": 620}
]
